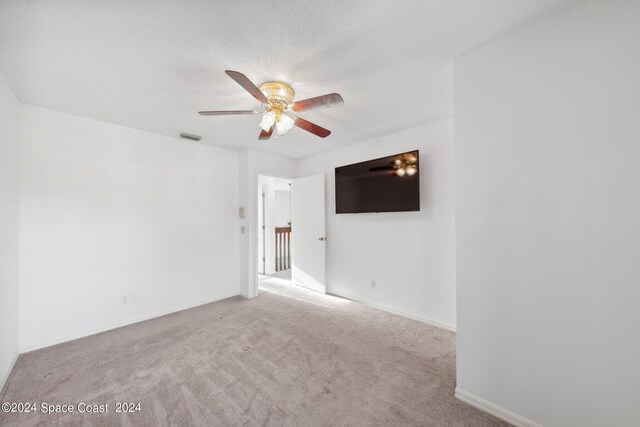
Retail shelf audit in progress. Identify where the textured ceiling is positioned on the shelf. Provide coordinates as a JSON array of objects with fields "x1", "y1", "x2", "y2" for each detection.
[{"x1": 0, "y1": 0, "x2": 583, "y2": 159}]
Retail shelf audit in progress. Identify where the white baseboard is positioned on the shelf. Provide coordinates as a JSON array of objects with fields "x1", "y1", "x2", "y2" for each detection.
[
  {"x1": 455, "y1": 387, "x2": 543, "y2": 427},
  {"x1": 21, "y1": 292, "x2": 240, "y2": 353},
  {"x1": 0, "y1": 351, "x2": 20, "y2": 395},
  {"x1": 327, "y1": 289, "x2": 456, "y2": 332}
]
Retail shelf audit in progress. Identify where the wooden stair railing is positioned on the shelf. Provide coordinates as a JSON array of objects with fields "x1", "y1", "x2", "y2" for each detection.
[{"x1": 275, "y1": 226, "x2": 291, "y2": 271}]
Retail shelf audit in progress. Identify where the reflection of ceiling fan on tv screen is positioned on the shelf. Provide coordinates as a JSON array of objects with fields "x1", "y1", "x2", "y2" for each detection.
[
  {"x1": 335, "y1": 151, "x2": 420, "y2": 214},
  {"x1": 199, "y1": 70, "x2": 344, "y2": 140}
]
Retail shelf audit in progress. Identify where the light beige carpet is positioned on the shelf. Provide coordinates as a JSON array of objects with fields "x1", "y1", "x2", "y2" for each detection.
[{"x1": 0, "y1": 280, "x2": 507, "y2": 426}]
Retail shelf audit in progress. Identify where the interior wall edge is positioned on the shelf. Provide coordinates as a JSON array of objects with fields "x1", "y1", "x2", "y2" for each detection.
[{"x1": 0, "y1": 67, "x2": 20, "y2": 397}]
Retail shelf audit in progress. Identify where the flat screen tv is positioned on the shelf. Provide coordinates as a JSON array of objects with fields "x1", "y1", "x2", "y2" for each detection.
[{"x1": 335, "y1": 150, "x2": 420, "y2": 214}]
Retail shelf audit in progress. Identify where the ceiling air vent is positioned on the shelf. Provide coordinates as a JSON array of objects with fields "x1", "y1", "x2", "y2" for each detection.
[{"x1": 179, "y1": 132, "x2": 202, "y2": 142}]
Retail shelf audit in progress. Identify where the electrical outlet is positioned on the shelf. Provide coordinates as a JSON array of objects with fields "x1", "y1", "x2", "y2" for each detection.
[{"x1": 121, "y1": 294, "x2": 139, "y2": 304}]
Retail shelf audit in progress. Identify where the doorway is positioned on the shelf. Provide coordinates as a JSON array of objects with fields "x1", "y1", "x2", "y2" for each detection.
[
  {"x1": 256, "y1": 173, "x2": 327, "y2": 296},
  {"x1": 257, "y1": 175, "x2": 293, "y2": 291}
]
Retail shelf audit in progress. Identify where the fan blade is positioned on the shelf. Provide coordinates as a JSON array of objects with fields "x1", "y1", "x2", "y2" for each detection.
[
  {"x1": 198, "y1": 110, "x2": 258, "y2": 116},
  {"x1": 292, "y1": 93, "x2": 344, "y2": 112},
  {"x1": 258, "y1": 127, "x2": 273, "y2": 141},
  {"x1": 294, "y1": 117, "x2": 331, "y2": 138},
  {"x1": 225, "y1": 70, "x2": 269, "y2": 104}
]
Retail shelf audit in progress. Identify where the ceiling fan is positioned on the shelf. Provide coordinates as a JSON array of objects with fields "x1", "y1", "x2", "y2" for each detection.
[{"x1": 199, "y1": 70, "x2": 344, "y2": 140}]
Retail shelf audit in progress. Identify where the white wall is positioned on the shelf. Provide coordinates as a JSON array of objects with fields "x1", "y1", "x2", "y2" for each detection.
[
  {"x1": 454, "y1": 1, "x2": 640, "y2": 425},
  {"x1": 297, "y1": 119, "x2": 456, "y2": 330},
  {"x1": 19, "y1": 105, "x2": 240, "y2": 351},
  {"x1": 238, "y1": 150, "x2": 297, "y2": 297},
  {"x1": 275, "y1": 190, "x2": 290, "y2": 227},
  {"x1": 0, "y1": 70, "x2": 19, "y2": 390}
]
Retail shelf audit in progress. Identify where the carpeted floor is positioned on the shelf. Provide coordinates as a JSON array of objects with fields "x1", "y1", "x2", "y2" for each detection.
[{"x1": 0, "y1": 277, "x2": 508, "y2": 426}]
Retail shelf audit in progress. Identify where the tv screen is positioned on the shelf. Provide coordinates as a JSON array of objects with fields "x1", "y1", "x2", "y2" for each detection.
[{"x1": 335, "y1": 150, "x2": 420, "y2": 214}]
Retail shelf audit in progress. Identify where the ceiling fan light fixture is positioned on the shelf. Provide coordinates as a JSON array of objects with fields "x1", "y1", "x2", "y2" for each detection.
[
  {"x1": 258, "y1": 111, "x2": 276, "y2": 131},
  {"x1": 279, "y1": 114, "x2": 294, "y2": 130},
  {"x1": 274, "y1": 114, "x2": 295, "y2": 136},
  {"x1": 275, "y1": 121, "x2": 287, "y2": 135}
]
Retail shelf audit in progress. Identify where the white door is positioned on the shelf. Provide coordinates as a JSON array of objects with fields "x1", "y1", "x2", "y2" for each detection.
[{"x1": 291, "y1": 174, "x2": 326, "y2": 293}]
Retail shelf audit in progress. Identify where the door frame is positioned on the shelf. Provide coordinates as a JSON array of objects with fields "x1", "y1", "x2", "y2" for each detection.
[{"x1": 257, "y1": 185, "x2": 266, "y2": 275}]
